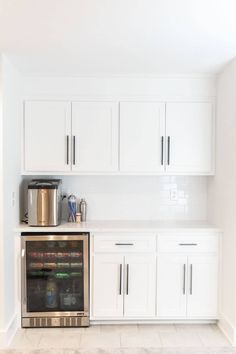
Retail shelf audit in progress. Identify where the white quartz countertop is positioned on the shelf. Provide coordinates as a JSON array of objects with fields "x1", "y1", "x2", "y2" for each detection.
[{"x1": 15, "y1": 220, "x2": 220, "y2": 233}]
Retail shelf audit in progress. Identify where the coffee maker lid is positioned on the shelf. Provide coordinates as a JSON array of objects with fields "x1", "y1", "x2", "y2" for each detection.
[{"x1": 28, "y1": 179, "x2": 62, "y2": 189}]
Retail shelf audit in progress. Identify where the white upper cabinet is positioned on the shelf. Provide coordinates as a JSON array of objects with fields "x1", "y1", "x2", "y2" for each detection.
[
  {"x1": 23, "y1": 100, "x2": 214, "y2": 175},
  {"x1": 119, "y1": 102, "x2": 165, "y2": 172},
  {"x1": 165, "y1": 102, "x2": 214, "y2": 174},
  {"x1": 24, "y1": 101, "x2": 71, "y2": 172},
  {"x1": 119, "y1": 101, "x2": 214, "y2": 175},
  {"x1": 23, "y1": 101, "x2": 118, "y2": 173},
  {"x1": 72, "y1": 102, "x2": 118, "y2": 172}
]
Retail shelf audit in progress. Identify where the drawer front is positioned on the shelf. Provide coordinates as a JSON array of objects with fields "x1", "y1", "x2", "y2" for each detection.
[
  {"x1": 93, "y1": 233, "x2": 156, "y2": 253},
  {"x1": 157, "y1": 233, "x2": 219, "y2": 253}
]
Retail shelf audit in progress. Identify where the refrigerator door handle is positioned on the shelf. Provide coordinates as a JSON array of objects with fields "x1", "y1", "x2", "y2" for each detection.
[{"x1": 21, "y1": 248, "x2": 27, "y2": 305}]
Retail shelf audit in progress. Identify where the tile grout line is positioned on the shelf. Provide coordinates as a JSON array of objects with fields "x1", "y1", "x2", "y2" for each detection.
[
  {"x1": 158, "y1": 330, "x2": 164, "y2": 348},
  {"x1": 196, "y1": 331, "x2": 205, "y2": 348}
]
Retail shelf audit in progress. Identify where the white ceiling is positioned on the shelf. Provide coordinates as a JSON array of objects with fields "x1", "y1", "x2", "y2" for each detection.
[{"x1": 1, "y1": 0, "x2": 236, "y2": 75}]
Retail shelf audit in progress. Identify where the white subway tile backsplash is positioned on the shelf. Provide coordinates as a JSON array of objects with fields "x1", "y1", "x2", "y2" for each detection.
[
  {"x1": 58, "y1": 176, "x2": 207, "y2": 221},
  {"x1": 22, "y1": 176, "x2": 207, "y2": 221}
]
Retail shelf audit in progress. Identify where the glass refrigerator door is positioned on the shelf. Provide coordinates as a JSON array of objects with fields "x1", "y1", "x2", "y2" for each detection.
[{"x1": 25, "y1": 239, "x2": 86, "y2": 313}]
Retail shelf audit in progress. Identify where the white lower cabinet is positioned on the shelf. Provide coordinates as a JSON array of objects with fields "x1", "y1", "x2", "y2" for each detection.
[
  {"x1": 157, "y1": 253, "x2": 218, "y2": 319},
  {"x1": 91, "y1": 234, "x2": 156, "y2": 319},
  {"x1": 157, "y1": 254, "x2": 187, "y2": 317},
  {"x1": 92, "y1": 254, "x2": 123, "y2": 318},
  {"x1": 124, "y1": 254, "x2": 156, "y2": 317},
  {"x1": 91, "y1": 232, "x2": 219, "y2": 321},
  {"x1": 187, "y1": 255, "x2": 218, "y2": 318},
  {"x1": 92, "y1": 253, "x2": 156, "y2": 319}
]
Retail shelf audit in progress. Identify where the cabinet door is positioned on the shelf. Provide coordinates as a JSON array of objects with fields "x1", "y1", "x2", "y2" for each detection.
[
  {"x1": 187, "y1": 255, "x2": 218, "y2": 318},
  {"x1": 71, "y1": 102, "x2": 118, "y2": 172},
  {"x1": 24, "y1": 101, "x2": 71, "y2": 172},
  {"x1": 124, "y1": 254, "x2": 156, "y2": 317},
  {"x1": 157, "y1": 254, "x2": 187, "y2": 317},
  {"x1": 120, "y1": 102, "x2": 165, "y2": 172},
  {"x1": 166, "y1": 102, "x2": 214, "y2": 174},
  {"x1": 92, "y1": 254, "x2": 123, "y2": 318}
]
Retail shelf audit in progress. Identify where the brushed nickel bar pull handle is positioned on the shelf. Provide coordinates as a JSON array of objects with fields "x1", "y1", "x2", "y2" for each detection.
[
  {"x1": 167, "y1": 136, "x2": 170, "y2": 165},
  {"x1": 190, "y1": 264, "x2": 193, "y2": 295},
  {"x1": 179, "y1": 243, "x2": 198, "y2": 246},
  {"x1": 115, "y1": 243, "x2": 134, "y2": 246},
  {"x1": 161, "y1": 136, "x2": 164, "y2": 165},
  {"x1": 126, "y1": 264, "x2": 129, "y2": 295},
  {"x1": 183, "y1": 264, "x2": 186, "y2": 295},
  {"x1": 66, "y1": 135, "x2": 69, "y2": 165},
  {"x1": 119, "y1": 264, "x2": 122, "y2": 295},
  {"x1": 73, "y1": 135, "x2": 76, "y2": 165}
]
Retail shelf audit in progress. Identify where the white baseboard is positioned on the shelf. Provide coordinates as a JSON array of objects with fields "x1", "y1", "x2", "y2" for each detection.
[
  {"x1": 91, "y1": 319, "x2": 217, "y2": 325},
  {"x1": 218, "y1": 313, "x2": 236, "y2": 346},
  {"x1": 0, "y1": 313, "x2": 18, "y2": 348}
]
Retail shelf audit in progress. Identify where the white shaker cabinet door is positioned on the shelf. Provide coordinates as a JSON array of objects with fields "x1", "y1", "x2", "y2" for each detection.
[
  {"x1": 92, "y1": 254, "x2": 124, "y2": 318},
  {"x1": 157, "y1": 254, "x2": 187, "y2": 318},
  {"x1": 24, "y1": 101, "x2": 71, "y2": 172},
  {"x1": 187, "y1": 255, "x2": 218, "y2": 318},
  {"x1": 120, "y1": 102, "x2": 165, "y2": 172},
  {"x1": 124, "y1": 254, "x2": 156, "y2": 317},
  {"x1": 165, "y1": 102, "x2": 214, "y2": 174},
  {"x1": 71, "y1": 102, "x2": 118, "y2": 172}
]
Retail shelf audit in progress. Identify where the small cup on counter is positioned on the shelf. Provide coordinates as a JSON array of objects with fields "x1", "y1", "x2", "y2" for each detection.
[{"x1": 76, "y1": 212, "x2": 81, "y2": 223}]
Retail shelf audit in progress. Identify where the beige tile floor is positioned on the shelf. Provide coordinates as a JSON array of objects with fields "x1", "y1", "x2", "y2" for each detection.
[{"x1": 2, "y1": 324, "x2": 234, "y2": 354}]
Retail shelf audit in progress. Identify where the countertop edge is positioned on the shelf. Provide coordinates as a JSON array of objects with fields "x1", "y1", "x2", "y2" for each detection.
[{"x1": 14, "y1": 221, "x2": 222, "y2": 233}]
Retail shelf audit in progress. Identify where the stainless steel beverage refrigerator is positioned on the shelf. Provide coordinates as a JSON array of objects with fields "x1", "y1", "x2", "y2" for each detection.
[{"x1": 21, "y1": 233, "x2": 89, "y2": 327}]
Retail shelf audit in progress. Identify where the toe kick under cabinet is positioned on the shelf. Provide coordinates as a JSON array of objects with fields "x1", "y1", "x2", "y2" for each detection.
[{"x1": 90, "y1": 232, "x2": 219, "y2": 321}]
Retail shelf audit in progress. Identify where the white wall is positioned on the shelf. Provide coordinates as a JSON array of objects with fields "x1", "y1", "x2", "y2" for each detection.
[
  {"x1": 0, "y1": 57, "x2": 4, "y2": 332},
  {"x1": 208, "y1": 58, "x2": 236, "y2": 343},
  {"x1": 0, "y1": 56, "x2": 22, "y2": 341},
  {"x1": 21, "y1": 74, "x2": 216, "y2": 100}
]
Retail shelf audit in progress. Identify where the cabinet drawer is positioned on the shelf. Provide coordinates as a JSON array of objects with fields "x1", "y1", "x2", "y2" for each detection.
[
  {"x1": 93, "y1": 233, "x2": 156, "y2": 253},
  {"x1": 157, "y1": 234, "x2": 219, "y2": 253}
]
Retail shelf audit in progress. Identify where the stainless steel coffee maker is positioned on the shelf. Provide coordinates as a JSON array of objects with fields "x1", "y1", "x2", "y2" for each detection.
[{"x1": 28, "y1": 179, "x2": 62, "y2": 226}]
